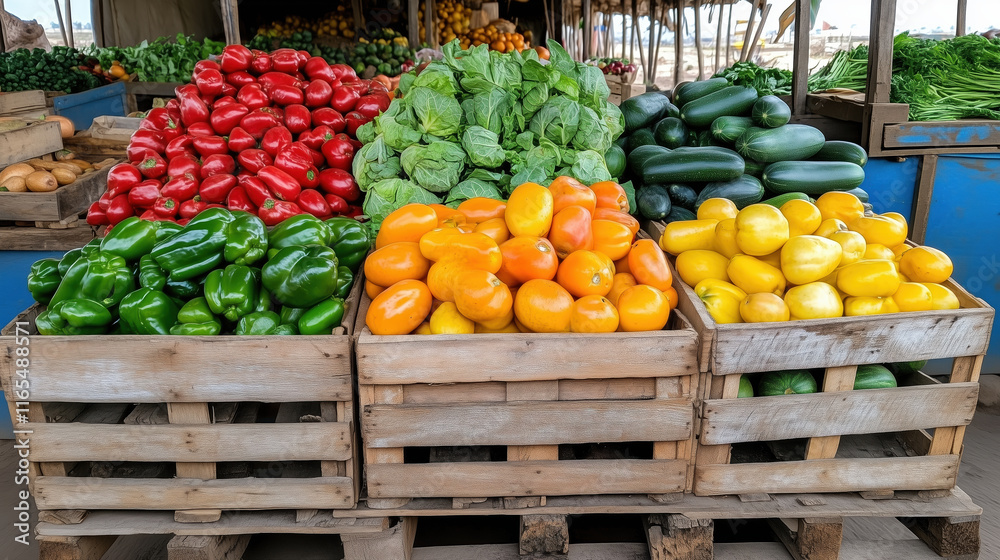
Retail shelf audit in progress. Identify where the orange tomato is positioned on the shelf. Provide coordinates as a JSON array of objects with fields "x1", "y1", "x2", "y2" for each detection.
[
  {"x1": 556, "y1": 250, "x2": 614, "y2": 298},
  {"x1": 513, "y1": 279, "x2": 574, "y2": 333},
  {"x1": 590, "y1": 181, "x2": 629, "y2": 212},
  {"x1": 607, "y1": 272, "x2": 638, "y2": 306},
  {"x1": 570, "y1": 295, "x2": 620, "y2": 333},
  {"x1": 426, "y1": 260, "x2": 464, "y2": 302},
  {"x1": 663, "y1": 286, "x2": 678, "y2": 310},
  {"x1": 473, "y1": 216, "x2": 510, "y2": 245},
  {"x1": 375, "y1": 204, "x2": 439, "y2": 249},
  {"x1": 477, "y1": 306, "x2": 515, "y2": 330},
  {"x1": 506, "y1": 182, "x2": 554, "y2": 237},
  {"x1": 591, "y1": 219, "x2": 634, "y2": 262},
  {"x1": 534, "y1": 46, "x2": 550, "y2": 60},
  {"x1": 616, "y1": 285, "x2": 671, "y2": 332},
  {"x1": 592, "y1": 208, "x2": 640, "y2": 236},
  {"x1": 365, "y1": 279, "x2": 385, "y2": 300},
  {"x1": 614, "y1": 255, "x2": 631, "y2": 274},
  {"x1": 549, "y1": 205, "x2": 595, "y2": 258},
  {"x1": 457, "y1": 197, "x2": 507, "y2": 224},
  {"x1": 366, "y1": 279, "x2": 433, "y2": 335},
  {"x1": 497, "y1": 236, "x2": 559, "y2": 285},
  {"x1": 428, "y1": 203, "x2": 467, "y2": 227},
  {"x1": 364, "y1": 242, "x2": 431, "y2": 287},
  {"x1": 438, "y1": 232, "x2": 502, "y2": 273},
  {"x1": 453, "y1": 269, "x2": 514, "y2": 323},
  {"x1": 549, "y1": 176, "x2": 597, "y2": 215},
  {"x1": 627, "y1": 239, "x2": 673, "y2": 291},
  {"x1": 419, "y1": 227, "x2": 465, "y2": 261}
]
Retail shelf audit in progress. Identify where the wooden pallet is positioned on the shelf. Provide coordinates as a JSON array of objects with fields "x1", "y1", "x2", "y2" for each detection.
[
  {"x1": 354, "y1": 289, "x2": 701, "y2": 509},
  {"x1": 0, "y1": 157, "x2": 118, "y2": 223},
  {"x1": 0, "y1": 119, "x2": 62, "y2": 167},
  {"x1": 0, "y1": 278, "x2": 364, "y2": 524}
]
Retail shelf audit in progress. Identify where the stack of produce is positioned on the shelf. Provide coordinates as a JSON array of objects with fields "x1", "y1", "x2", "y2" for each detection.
[
  {"x1": 419, "y1": 0, "x2": 472, "y2": 45},
  {"x1": 459, "y1": 25, "x2": 529, "y2": 53},
  {"x1": 354, "y1": 40, "x2": 624, "y2": 229},
  {"x1": 26, "y1": 210, "x2": 370, "y2": 336},
  {"x1": 0, "y1": 46, "x2": 101, "y2": 93},
  {"x1": 83, "y1": 35, "x2": 225, "y2": 84},
  {"x1": 713, "y1": 61, "x2": 794, "y2": 97},
  {"x1": 365, "y1": 178, "x2": 677, "y2": 335},
  {"x1": 256, "y1": 7, "x2": 356, "y2": 39},
  {"x1": 87, "y1": 45, "x2": 387, "y2": 228},
  {"x1": 660, "y1": 191, "x2": 960, "y2": 326},
  {"x1": 616, "y1": 80, "x2": 866, "y2": 223},
  {"x1": 246, "y1": 29, "x2": 415, "y2": 77},
  {"x1": 586, "y1": 57, "x2": 637, "y2": 77}
]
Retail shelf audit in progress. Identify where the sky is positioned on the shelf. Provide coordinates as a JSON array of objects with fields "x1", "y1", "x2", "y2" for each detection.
[{"x1": 4, "y1": 0, "x2": 93, "y2": 29}]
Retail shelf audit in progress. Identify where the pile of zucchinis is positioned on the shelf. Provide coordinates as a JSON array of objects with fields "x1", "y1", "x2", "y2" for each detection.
[{"x1": 616, "y1": 77, "x2": 869, "y2": 223}]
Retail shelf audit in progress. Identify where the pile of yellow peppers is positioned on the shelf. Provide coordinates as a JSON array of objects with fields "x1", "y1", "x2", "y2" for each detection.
[{"x1": 659, "y1": 192, "x2": 960, "y2": 323}]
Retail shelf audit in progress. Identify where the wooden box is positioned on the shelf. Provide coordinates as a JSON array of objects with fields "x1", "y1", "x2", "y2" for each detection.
[
  {"x1": 354, "y1": 293, "x2": 701, "y2": 508},
  {"x1": 0, "y1": 159, "x2": 114, "y2": 222},
  {"x1": 0, "y1": 279, "x2": 363, "y2": 519},
  {"x1": 0, "y1": 90, "x2": 51, "y2": 118},
  {"x1": 0, "y1": 120, "x2": 62, "y2": 167}
]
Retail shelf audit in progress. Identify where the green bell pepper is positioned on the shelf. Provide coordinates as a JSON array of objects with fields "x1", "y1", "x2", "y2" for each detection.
[
  {"x1": 256, "y1": 287, "x2": 273, "y2": 313},
  {"x1": 334, "y1": 266, "x2": 354, "y2": 299},
  {"x1": 27, "y1": 258, "x2": 61, "y2": 304},
  {"x1": 164, "y1": 276, "x2": 204, "y2": 300},
  {"x1": 298, "y1": 296, "x2": 346, "y2": 335},
  {"x1": 268, "y1": 214, "x2": 332, "y2": 252},
  {"x1": 224, "y1": 211, "x2": 268, "y2": 265},
  {"x1": 35, "y1": 298, "x2": 114, "y2": 335},
  {"x1": 261, "y1": 245, "x2": 339, "y2": 308},
  {"x1": 204, "y1": 264, "x2": 259, "y2": 322},
  {"x1": 58, "y1": 238, "x2": 102, "y2": 277},
  {"x1": 155, "y1": 221, "x2": 183, "y2": 242},
  {"x1": 169, "y1": 321, "x2": 222, "y2": 335},
  {"x1": 138, "y1": 254, "x2": 167, "y2": 291},
  {"x1": 235, "y1": 311, "x2": 297, "y2": 335},
  {"x1": 325, "y1": 217, "x2": 371, "y2": 273},
  {"x1": 49, "y1": 251, "x2": 135, "y2": 309},
  {"x1": 118, "y1": 288, "x2": 179, "y2": 335},
  {"x1": 150, "y1": 207, "x2": 236, "y2": 281},
  {"x1": 170, "y1": 297, "x2": 221, "y2": 335},
  {"x1": 100, "y1": 216, "x2": 160, "y2": 262},
  {"x1": 279, "y1": 305, "x2": 307, "y2": 326}
]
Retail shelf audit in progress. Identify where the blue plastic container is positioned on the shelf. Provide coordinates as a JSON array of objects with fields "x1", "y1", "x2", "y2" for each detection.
[{"x1": 53, "y1": 81, "x2": 128, "y2": 131}]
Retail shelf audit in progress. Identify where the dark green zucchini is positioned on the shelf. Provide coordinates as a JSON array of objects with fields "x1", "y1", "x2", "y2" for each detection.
[
  {"x1": 711, "y1": 116, "x2": 754, "y2": 144},
  {"x1": 751, "y1": 95, "x2": 792, "y2": 128},
  {"x1": 666, "y1": 183, "x2": 698, "y2": 211},
  {"x1": 674, "y1": 77, "x2": 730, "y2": 108},
  {"x1": 810, "y1": 140, "x2": 869, "y2": 167},
  {"x1": 604, "y1": 145, "x2": 627, "y2": 178},
  {"x1": 670, "y1": 81, "x2": 693, "y2": 104},
  {"x1": 641, "y1": 146, "x2": 745, "y2": 184},
  {"x1": 627, "y1": 144, "x2": 672, "y2": 175},
  {"x1": 696, "y1": 175, "x2": 765, "y2": 209},
  {"x1": 614, "y1": 134, "x2": 629, "y2": 150},
  {"x1": 735, "y1": 125, "x2": 826, "y2": 163},
  {"x1": 761, "y1": 192, "x2": 811, "y2": 207},
  {"x1": 626, "y1": 127, "x2": 657, "y2": 154},
  {"x1": 762, "y1": 161, "x2": 866, "y2": 194},
  {"x1": 680, "y1": 86, "x2": 759, "y2": 128},
  {"x1": 696, "y1": 130, "x2": 719, "y2": 147},
  {"x1": 636, "y1": 185, "x2": 672, "y2": 220},
  {"x1": 844, "y1": 186, "x2": 869, "y2": 202},
  {"x1": 653, "y1": 117, "x2": 688, "y2": 149},
  {"x1": 621, "y1": 92, "x2": 676, "y2": 134},
  {"x1": 743, "y1": 159, "x2": 767, "y2": 178},
  {"x1": 663, "y1": 205, "x2": 697, "y2": 224}
]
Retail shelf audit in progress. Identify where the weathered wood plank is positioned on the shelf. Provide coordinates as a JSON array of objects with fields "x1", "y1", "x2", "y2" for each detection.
[
  {"x1": 38, "y1": 510, "x2": 388, "y2": 536},
  {"x1": 558, "y1": 378, "x2": 656, "y2": 400},
  {"x1": 0, "y1": 120, "x2": 62, "y2": 166},
  {"x1": 646, "y1": 514, "x2": 713, "y2": 560},
  {"x1": 883, "y1": 121, "x2": 1000, "y2": 149},
  {"x1": 366, "y1": 459, "x2": 688, "y2": 498},
  {"x1": 362, "y1": 384, "x2": 409, "y2": 509},
  {"x1": 166, "y1": 535, "x2": 249, "y2": 560},
  {"x1": 694, "y1": 456, "x2": 959, "y2": 496},
  {"x1": 403, "y1": 382, "x2": 507, "y2": 404},
  {"x1": 341, "y1": 517, "x2": 416, "y2": 560},
  {"x1": 363, "y1": 400, "x2": 692, "y2": 448},
  {"x1": 506, "y1": 380, "x2": 559, "y2": 507},
  {"x1": 37, "y1": 535, "x2": 117, "y2": 560},
  {"x1": 0, "y1": 225, "x2": 96, "y2": 251},
  {"x1": 769, "y1": 517, "x2": 843, "y2": 560},
  {"x1": 804, "y1": 366, "x2": 857, "y2": 461},
  {"x1": 700, "y1": 383, "x2": 978, "y2": 445},
  {"x1": 0, "y1": 160, "x2": 111, "y2": 221},
  {"x1": 520, "y1": 514, "x2": 568, "y2": 556},
  {"x1": 902, "y1": 515, "x2": 981, "y2": 557},
  {"x1": 168, "y1": 403, "x2": 215, "y2": 482}
]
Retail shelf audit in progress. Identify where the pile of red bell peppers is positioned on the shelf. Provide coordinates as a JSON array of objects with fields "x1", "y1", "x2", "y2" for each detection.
[{"x1": 88, "y1": 44, "x2": 392, "y2": 228}]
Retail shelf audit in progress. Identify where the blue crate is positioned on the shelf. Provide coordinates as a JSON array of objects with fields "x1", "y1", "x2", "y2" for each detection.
[{"x1": 53, "y1": 81, "x2": 128, "y2": 131}]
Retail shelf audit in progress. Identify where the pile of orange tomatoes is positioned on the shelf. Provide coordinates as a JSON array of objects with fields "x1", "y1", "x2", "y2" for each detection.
[{"x1": 364, "y1": 177, "x2": 678, "y2": 335}]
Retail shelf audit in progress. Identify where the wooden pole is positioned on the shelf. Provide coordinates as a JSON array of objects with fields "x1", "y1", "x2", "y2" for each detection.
[
  {"x1": 636, "y1": 10, "x2": 647, "y2": 84},
  {"x1": 64, "y1": 0, "x2": 73, "y2": 47},
  {"x1": 408, "y1": 0, "x2": 419, "y2": 47},
  {"x1": 605, "y1": 13, "x2": 612, "y2": 57},
  {"x1": 673, "y1": 0, "x2": 682, "y2": 86},
  {"x1": 725, "y1": 3, "x2": 733, "y2": 66},
  {"x1": 583, "y1": 0, "x2": 592, "y2": 60},
  {"x1": 694, "y1": 0, "x2": 704, "y2": 79},
  {"x1": 425, "y1": 0, "x2": 436, "y2": 48},
  {"x1": 352, "y1": 0, "x2": 364, "y2": 38},
  {"x1": 622, "y1": 7, "x2": 627, "y2": 58},
  {"x1": 647, "y1": 0, "x2": 657, "y2": 77},
  {"x1": 956, "y1": 0, "x2": 967, "y2": 37},
  {"x1": 651, "y1": 0, "x2": 666, "y2": 80},
  {"x1": 221, "y1": 0, "x2": 241, "y2": 45},
  {"x1": 630, "y1": 0, "x2": 637, "y2": 63},
  {"x1": 53, "y1": 0, "x2": 69, "y2": 46},
  {"x1": 739, "y1": 3, "x2": 757, "y2": 62},
  {"x1": 791, "y1": 0, "x2": 810, "y2": 114},
  {"x1": 714, "y1": 0, "x2": 724, "y2": 72},
  {"x1": 861, "y1": 0, "x2": 897, "y2": 149},
  {"x1": 748, "y1": 3, "x2": 771, "y2": 62}
]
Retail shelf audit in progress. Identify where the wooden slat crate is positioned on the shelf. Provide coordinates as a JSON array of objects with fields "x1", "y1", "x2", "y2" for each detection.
[
  {"x1": 0, "y1": 278, "x2": 364, "y2": 523},
  {"x1": 0, "y1": 158, "x2": 117, "y2": 222},
  {"x1": 0, "y1": 120, "x2": 63, "y2": 167},
  {"x1": 354, "y1": 291, "x2": 701, "y2": 509}
]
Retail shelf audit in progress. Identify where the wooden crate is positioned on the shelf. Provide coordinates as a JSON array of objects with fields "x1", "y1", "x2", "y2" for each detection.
[
  {"x1": 354, "y1": 292, "x2": 701, "y2": 509},
  {"x1": 0, "y1": 90, "x2": 52, "y2": 118},
  {"x1": 0, "y1": 120, "x2": 63, "y2": 167},
  {"x1": 0, "y1": 278, "x2": 364, "y2": 522},
  {"x1": 0, "y1": 158, "x2": 116, "y2": 222}
]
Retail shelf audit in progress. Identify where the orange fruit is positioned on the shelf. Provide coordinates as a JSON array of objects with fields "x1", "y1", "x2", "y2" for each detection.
[
  {"x1": 590, "y1": 181, "x2": 629, "y2": 212},
  {"x1": 497, "y1": 236, "x2": 559, "y2": 286},
  {"x1": 439, "y1": 232, "x2": 502, "y2": 273},
  {"x1": 591, "y1": 219, "x2": 634, "y2": 261},
  {"x1": 366, "y1": 279, "x2": 432, "y2": 335},
  {"x1": 616, "y1": 285, "x2": 670, "y2": 332},
  {"x1": 474, "y1": 217, "x2": 510, "y2": 245},
  {"x1": 457, "y1": 197, "x2": 506, "y2": 224},
  {"x1": 364, "y1": 242, "x2": 431, "y2": 287},
  {"x1": 556, "y1": 250, "x2": 614, "y2": 298},
  {"x1": 513, "y1": 279, "x2": 574, "y2": 333},
  {"x1": 426, "y1": 260, "x2": 465, "y2": 302},
  {"x1": 570, "y1": 295, "x2": 620, "y2": 333},
  {"x1": 549, "y1": 205, "x2": 595, "y2": 258},
  {"x1": 453, "y1": 269, "x2": 514, "y2": 323},
  {"x1": 606, "y1": 272, "x2": 637, "y2": 306},
  {"x1": 592, "y1": 208, "x2": 640, "y2": 236},
  {"x1": 428, "y1": 203, "x2": 467, "y2": 227},
  {"x1": 365, "y1": 279, "x2": 385, "y2": 300},
  {"x1": 375, "y1": 204, "x2": 439, "y2": 248},
  {"x1": 549, "y1": 176, "x2": 597, "y2": 215},
  {"x1": 627, "y1": 239, "x2": 673, "y2": 291},
  {"x1": 419, "y1": 227, "x2": 464, "y2": 261},
  {"x1": 505, "y1": 182, "x2": 554, "y2": 237}
]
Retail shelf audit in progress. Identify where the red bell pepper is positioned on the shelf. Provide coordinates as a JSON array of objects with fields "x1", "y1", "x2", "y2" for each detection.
[
  {"x1": 220, "y1": 82, "x2": 238, "y2": 98},
  {"x1": 341, "y1": 78, "x2": 368, "y2": 96},
  {"x1": 97, "y1": 190, "x2": 113, "y2": 211},
  {"x1": 324, "y1": 193, "x2": 349, "y2": 215},
  {"x1": 237, "y1": 149, "x2": 273, "y2": 174},
  {"x1": 194, "y1": 59, "x2": 220, "y2": 75},
  {"x1": 330, "y1": 85, "x2": 360, "y2": 113},
  {"x1": 127, "y1": 130, "x2": 167, "y2": 162},
  {"x1": 209, "y1": 103, "x2": 249, "y2": 135},
  {"x1": 153, "y1": 196, "x2": 180, "y2": 218},
  {"x1": 167, "y1": 155, "x2": 201, "y2": 180},
  {"x1": 310, "y1": 107, "x2": 346, "y2": 133},
  {"x1": 283, "y1": 104, "x2": 311, "y2": 134},
  {"x1": 227, "y1": 126, "x2": 257, "y2": 152},
  {"x1": 271, "y1": 49, "x2": 300, "y2": 74},
  {"x1": 318, "y1": 168, "x2": 361, "y2": 202},
  {"x1": 137, "y1": 151, "x2": 167, "y2": 179},
  {"x1": 176, "y1": 84, "x2": 210, "y2": 126},
  {"x1": 345, "y1": 111, "x2": 369, "y2": 137},
  {"x1": 289, "y1": 141, "x2": 325, "y2": 167},
  {"x1": 161, "y1": 173, "x2": 200, "y2": 201},
  {"x1": 261, "y1": 126, "x2": 293, "y2": 157},
  {"x1": 201, "y1": 154, "x2": 236, "y2": 178},
  {"x1": 165, "y1": 135, "x2": 197, "y2": 160},
  {"x1": 165, "y1": 99, "x2": 182, "y2": 121},
  {"x1": 269, "y1": 84, "x2": 304, "y2": 106},
  {"x1": 330, "y1": 64, "x2": 356, "y2": 81},
  {"x1": 355, "y1": 93, "x2": 391, "y2": 119},
  {"x1": 259, "y1": 198, "x2": 303, "y2": 226},
  {"x1": 192, "y1": 135, "x2": 230, "y2": 157},
  {"x1": 250, "y1": 52, "x2": 273, "y2": 75},
  {"x1": 239, "y1": 175, "x2": 271, "y2": 207},
  {"x1": 237, "y1": 83, "x2": 270, "y2": 110},
  {"x1": 275, "y1": 149, "x2": 319, "y2": 189},
  {"x1": 186, "y1": 121, "x2": 215, "y2": 137},
  {"x1": 220, "y1": 44, "x2": 253, "y2": 73},
  {"x1": 303, "y1": 80, "x2": 333, "y2": 108},
  {"x1": 212, "y1": 96, "x2": 237, "y2": 109},
  {"x1": 258, "y1": 166, "x2": 301, "y2": 201},
  {"x1": 227, "y1": 185, "x2": 257, "y2": 213},
  {"x1": 304, "y1": 57, "x2": 336, "y2": 83},
  {"x1": 343, "y1": 204, "x2": 364, "y2": 219},
  {"x1": 297, "y1": 188, "x2": 332, "y2": 219},
  {"x1": 240, "y1": 108, "x2": 282, "y2": 140},
  {"x1": 127, "y1": 179, "x2": 162, "y2": 208},
  {"x1": 194, "y1": 68, "x2": 225, "y2": 98},
  {"x1": 86, "y1": 201, "x2": 109, "y2": 226},
  {"x1": 199, "y1": 174, "x2": 238, "y2": 203},
  {"x1": 142, "y1": 108, "x2": 181, "y2": 140},
  {"x1": 258, "y1": 72, "x2": 302, "y2": 93},
  {"x1": 226, "y1": 70, "x2": 256, "y2": 89},
  {"x1": 180, "y1": 197, "x2": 209, "y2": 219},
  {"x1": 321, "y1": 136, "x2": 355, "y2": 171},
  {"x1": 107, "y1": 194, "x2": 135, "y2": 225},
  {"x1": 299, "y1": 125, "x2": 334, "y2": 151},
  {"x1": 296, "y1": 51, "x2": 311, "y2": 69}
]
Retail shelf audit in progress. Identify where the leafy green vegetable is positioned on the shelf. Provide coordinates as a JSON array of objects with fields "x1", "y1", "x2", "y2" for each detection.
[
  {"x1": 353, "y1": 136, "x2": 403, "y2": 192},
  {"x1": 84, "y1": 34, "x2": 224, "y2": 83},
  {"x1": 400, "y1": 141, "x2": 467, "y2": 193},
  {"x1": 713, "y1": 61, "x2": 794, "y2": 96},
  {"x1": 445, "y1": 179, "x2": 504, "y2": 206},
  {"x1": 529, "y1": 96, "x2": 582, "y2": 146},
  {"x1": 406, "y1": 87, "x2": 463, "y2": 138},
  {"x1": 461, "y1": 126, "x2": 507, "y2": 168},
  {"x1": 363, "y1": 179, "x2": 442, "y2": 231},
  {"x1": 570, "y1": 151, "x2": 613, "y2": 185},
  {"x1": 573, "y1": 105, "x2": 613, "y2": 154}
]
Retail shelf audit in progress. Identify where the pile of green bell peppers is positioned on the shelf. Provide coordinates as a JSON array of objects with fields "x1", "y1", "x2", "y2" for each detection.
[{"x1": 26, "y1": 211, "x2": 370, "y2": 336}]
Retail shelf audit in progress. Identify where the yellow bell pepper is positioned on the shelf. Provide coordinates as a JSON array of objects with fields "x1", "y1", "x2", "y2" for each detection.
[
  {"x1": 837, "y1": 259, "x2": 901, "y2": 297},
  {"x1": 780, "y1": 199, "x2": 822, "y2": 237},
  {"x1": 696, "y1": 282, "x2": 744, "y2": 324},
  {"x1": 659, "y1": 219, "x2": 719, "y2": 255},
  {"x1": 892, "y1": 282, "x2": 934, "y2": 312},
  {"x1": 899, "y1": 246, "x2": 953, "y2": 283},
  {"x1": 734, "y1": 204, "x2": 790, "y2": 256},
  {"x1": 784, "y1": 282, "x2": 844, "y2": 320},
  {"x1": 413, "y1": 321, "x2": 433, "y2": 334},
  {"x1": 694, "y1": 278, "x2": 747, "y2": 301},
  {"x1": 429, "y1": 302, "x2": 476, "y2": 334},
  {"x1": 675, "y1": 249, "x2": 730, "y2": 287},
  {"x1": 849, "y1": 215, "x2": 907, "y2": 247},
  {"x1": 924, "y1": 282, "x2": 960, "y2": 310},
  {"x1": 844, "y1": 296, "x2": 897, "y2": 316},
  {"x1": 890, "y1": 243, "x2": 909, "y2": 260},
  {"x1": 698, "y1": 198, "x2": 738, "y2": 221},
  {"x1": 780, "y1": 235, "x2": 844, "y2": 285},
  {"x1": 814, "y1": 217, "x2": 849, "y2": 238},
  {"x1": 714, "y1": 218, "x2": 740, "y2": 258},
  {"x1": 740, "y1": 292, "x2": 790, "y2": 322},
  {"x1": 815, "y1": 191, "x2": 864, "y2": 223},
  {"x1": 727, "y1": 254, "x2": 786, "y2": 296},
  {"x1": 863, "y1": 243, "x2": 895, "y2": 261},
  {"x1": 758, "y1": 249, "x2": 782, "y2": 268},
  {"x1": 828, "y1": 230, "x2": 866, "y2": 265}
]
